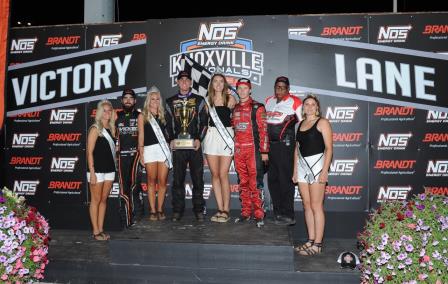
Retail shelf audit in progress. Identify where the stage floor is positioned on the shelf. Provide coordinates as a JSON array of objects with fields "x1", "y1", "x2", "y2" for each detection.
[{"x1": 45, "y1": 213, "x2": 360, "y2": 283}]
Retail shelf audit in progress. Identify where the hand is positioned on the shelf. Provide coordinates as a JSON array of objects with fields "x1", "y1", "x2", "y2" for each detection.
[
  {"x1": 261, "y1": 153, "x2": 268, "y2": 162},
  {"x1": 318, "y1": 170, "x2": 328, "y2": 185},
  {"x1": 292, "y1": 170, "x2": 298, "y2": 183},
  {"x1": 193, "y1": 139, "x2": 201, "y2": 151},
  {"x1": 90, "y1": 173, "x2": 97, "y2": 185},
  {"x1": 139, "y1": 154, "x2": 145, "y2": 167}
]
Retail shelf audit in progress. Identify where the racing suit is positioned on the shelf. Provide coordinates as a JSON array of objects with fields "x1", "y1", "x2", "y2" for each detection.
[
  {"x1": 265, "y1": 94, "x2": 302, "y2": 220},
  {"x1": 165, "y1": 92, "x2": 208, "y2": 216},
  {"x1": 116, "y1": 109, "x2": 143, "y2": 227},
  {"x1": 232, "y1": 97, "x2": 269, "y2": 220}
]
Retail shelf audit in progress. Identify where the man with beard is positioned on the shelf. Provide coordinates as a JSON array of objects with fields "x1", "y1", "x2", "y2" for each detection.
[{"x1": 116, "y1": 88, "x2": 143, "y2": 227}]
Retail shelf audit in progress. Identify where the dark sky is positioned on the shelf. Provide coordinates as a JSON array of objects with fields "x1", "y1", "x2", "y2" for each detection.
[{"x1": 10, "y1": 0, "x2": 447, "y2": 27}]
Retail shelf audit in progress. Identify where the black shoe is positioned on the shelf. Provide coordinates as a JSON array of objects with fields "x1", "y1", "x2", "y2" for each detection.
[
  {"x1": 234, "y1": 215, "x2": 251, "y2": 223},
  {"x1": 172, "y1": 212, "x2": 182, "y2": 222},
  {"x1": 274, "y1": 215, "x2": 290, "y2": 225},
  {"x1": 195, "y1": 212, "x2": 205, "y2": 222}
]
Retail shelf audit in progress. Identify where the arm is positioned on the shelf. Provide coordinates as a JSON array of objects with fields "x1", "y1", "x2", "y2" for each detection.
[
  {"x1": 256, "y1": 105, "x2": 269, "y2": 161},
  {"x1": 87, "y1": 126, "x2": 99, "y2": 184},
  {"x1": 317, "y1": 119, "x2": 333, "y2": 184},
  {"x1": 292, "y1": 141, "x2": 299, "y2": 183},
  {"x1": 164, "y1": 101, "x2": 175, "y2": 143},
  {"x1": 137, "y1": 114, "x2": 145, "y2": 165},
  {"x1": 227, "y1": 94, "x2": 237, "y2": 110}
]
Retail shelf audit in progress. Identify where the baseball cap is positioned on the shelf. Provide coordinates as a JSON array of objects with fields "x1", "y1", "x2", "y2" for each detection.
[
  {"x1": 236, "y1": 78, "x2": 252, "y2": 88},
  {"x1": 275, "y1": 76, "x2": 290, "y2": 86},
  {"x1": 122, "y1": 88, "x2": 136, "y2": 98},
  {"x1": 177, "y1": 70, "x2": 192, "y2": 80}
]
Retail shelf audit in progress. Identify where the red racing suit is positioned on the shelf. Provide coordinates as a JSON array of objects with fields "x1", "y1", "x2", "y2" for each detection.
[{"x1": 232, "y1": 97, "x2": 269, "y2": 220}]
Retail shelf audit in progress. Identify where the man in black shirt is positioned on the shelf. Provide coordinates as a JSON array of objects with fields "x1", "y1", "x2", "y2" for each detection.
[
  {"x1": 116, "y1": 89, "x2": 143, "y2": 227},
  {"x1": 165, "y1": 71, "x2": 208, "y2": 222}
]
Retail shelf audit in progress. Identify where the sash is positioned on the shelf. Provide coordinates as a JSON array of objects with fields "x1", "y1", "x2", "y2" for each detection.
[
  {"x1": 207, "y1": 102, "x2": 234, "y2": 155},
  {"x1": 102, "y1": 127, "x2": 117, "y2": 170},
  {"x1": 149, "y1": 117, "x2": 173, "y2": 169},
  {"x1": 297, "y1": 147, "x2": 323, "y2": 184}
]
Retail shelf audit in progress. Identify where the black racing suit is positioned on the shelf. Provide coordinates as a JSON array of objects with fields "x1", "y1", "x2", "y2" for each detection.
[
  {"x1": 116, "y1": 109, "x2": 143, "y2": 227},
  {"x1": 165, "y1": 92, "x2": 208, "y2": 216}
]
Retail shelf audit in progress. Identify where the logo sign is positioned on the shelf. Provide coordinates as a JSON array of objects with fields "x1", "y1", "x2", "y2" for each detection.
[
  {"x1": 185, "y1": 184, "x2": 212, "y2": 199},
  {"x1": 197, "y1": 21, "x2": 243, "y2": 45},
  {"x1": 49, "y1": 109, "x2": 78, "y2": 124},
  {"x1": 422, "y1": 133, "x2": 448, "y2": 144},
  {"x1": 294, "y1": 185, "x2": 302, "y2": 202},
  {"x1": 426, "y1": 160, "x2": 448, "y2": 177},
  {"x1": 12, "y1": 133, "x2": 39, "y2": 148},
  {"x1": 9, "y1": 156, "x2": 43, "y2": 170},
  {"x1": 288, "y1": 27, "x2": 311, "y2": 36},
  {"x1": 325, "y1": 185, "x2": 363, "y2": 195},
  {"x1": 424, "y1": 186, "x2": 448, "y2": 196},
  {"x1": 422, "y1": 25, "x2": 448, "y2": 35},
  {"x1": 48, "y1": 181, "x2": 82, "y2": 193},
  {"x1": 46, "y1": 36, "x2": 81, "y2": 46},
  {"x1": 426, "y1": 111, "x2": 448, "y2": 123},
  {"x1": 377, "y1": 133, "x2": 412, "y2": 150},
  {"x1": 321, "y1": 26, "x2": 363, "y2": 36},
  {"x1": 12, "y1": 111, "x2": 41, "y2": 123},
  {"x1": 50, "y1": 157, "x2": 79, "y2": 172},
  {"x1": 93, "y1": 34, "x2": 122, "y2": 48},
  {"x1": 10, "y1": 38, "x2": 38, "y2": 54},
  {"x1": 326, "y1": 106, "x2": 359, "y2": 123},
  {"x1": 377, "y1": 186, "x2": 412, "y2": 202},
  {"x1": 13, "y1": 180, "x2": 39, "y2": 195},
  {"x1": 373, "y1": 106, "x2": 415, "y2": 122},
  {"x1": 377, "y1": 25, "x2": 412, "y2": 43},
  {"x1": 288, "y1": 36, "x2": 448, "y2": 113},
  {"x1": 329, "y1": 159, "x2": 358, "y2": 176},
  {"x1": 109, "y1": 183, "x2": 120, "y2": 198},
  {"x1": 374, "y1": 160, "x2": 416, "y2": 175},
  {"x1": 170, "y1": 20, "x2": 264, "y2": 86}
]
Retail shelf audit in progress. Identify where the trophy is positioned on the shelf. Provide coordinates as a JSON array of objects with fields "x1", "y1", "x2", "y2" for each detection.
[{"x1": 173, "y1": 99, "x2": 195, "y2": 149}]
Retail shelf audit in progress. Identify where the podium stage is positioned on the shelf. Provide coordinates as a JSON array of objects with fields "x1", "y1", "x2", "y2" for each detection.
[{"x1": 44, "y1": 211, "x2": 360, "y2": 283}]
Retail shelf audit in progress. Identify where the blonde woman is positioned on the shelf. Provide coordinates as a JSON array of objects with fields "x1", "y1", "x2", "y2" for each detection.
[
  {"x1": 203, "y1": 74, "x2": 236, "y2": 223},
  {"x1": 87, "y1": 100, "x2": 116, "y2": 241},
  {"x1": 138, "y1": 86, "x2": 171, "y2": 221},
  {"x1": 293, "y1": 94, "x2": 333, "y2": 255}
]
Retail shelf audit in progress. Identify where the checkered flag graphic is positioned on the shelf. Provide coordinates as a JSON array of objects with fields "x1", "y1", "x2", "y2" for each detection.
[{"x1": 181, "y1": 54, "x2": 212, "y2": 98}]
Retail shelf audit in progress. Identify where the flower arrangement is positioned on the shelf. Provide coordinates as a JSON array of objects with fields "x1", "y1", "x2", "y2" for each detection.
[
  {"x1": 358, "y1": 193, "x2": 447, "y2": 283},
  {"x1": 0, "y1": 187, "x2": 50, "y2": 283}
]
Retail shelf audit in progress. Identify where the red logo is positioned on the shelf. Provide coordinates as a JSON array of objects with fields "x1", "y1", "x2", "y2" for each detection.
[
  {"x1": 422, "y1": 133, "x2": 448, "y2": 143},
  {"x1": 374, "y1": 106, "x2": 414, "y2": 116},
  {"x1": 333, "y1": 133, "x2": 363, "y2": 142},
  {"x1": 48, "y1": 181, "x2": 82, "y2": 190},
  {"x1": 9, "y1": 156, "x2": 43, "y2": 166},
  {"x1": 132, "y1": 33, "x2": 146, "y2": 41},
  {"x1": 321, "y1": 26, "x2": 363, "y2": 36},
  {"x1": 374, "y1": 160, "x2": 416, "y2": 169},
  {"x1": 46, "y1": 36, "x2": 81, "y2": 45},
  {"x1": 422, "y1": 25, "x2": 448, "y2": 35},
  {"x1": 47, "y1": 133, "x2": 81, "y2": 142},
  {"x1": 325, "y1": 186, "x2": 362, "y2": 195},
  {"x1": 14, "y1": 111, "x2": 41, "y2": 118},
  {"x1": 424, "y1": 186, "x2": 448, "y2": 196}
]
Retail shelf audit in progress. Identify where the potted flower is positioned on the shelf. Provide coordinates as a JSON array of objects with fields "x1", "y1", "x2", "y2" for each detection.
[
  {"x1": 0, "y1": 187, "x2": 50, "y2": 282},
  {"x1": 358, "y1": 193, "x2": 447, "y2": 283}
]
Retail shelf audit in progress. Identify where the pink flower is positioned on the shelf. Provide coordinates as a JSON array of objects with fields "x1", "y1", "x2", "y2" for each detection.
[
  {"x1": 32, "y1": 256, "x2": 41, "y2": 262},
  {"x1": 407, "y1": 223, "x2": 416, "y2": 229},
  {"x1": 418, "y1": 274, "x2": 428, "y2": 280},
  {"x1": 422, "y1": 255, "x2": 430, "y2": 263},
  {"x1": 1, "y1": 274, "x2": 7, "y2": 281}
]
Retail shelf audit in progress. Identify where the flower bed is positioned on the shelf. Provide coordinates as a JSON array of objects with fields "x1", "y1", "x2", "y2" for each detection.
[
  {"x1": 0, "y1": 187, "x2": 50, "y2": 283},
  {"x1": 358, "y1": 193, "x2": 447, "y2": 283}
]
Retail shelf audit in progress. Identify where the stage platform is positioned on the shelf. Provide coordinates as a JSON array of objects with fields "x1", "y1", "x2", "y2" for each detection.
[{"x1": 44, "y1": 212, "x2": 360, "y2": 283}]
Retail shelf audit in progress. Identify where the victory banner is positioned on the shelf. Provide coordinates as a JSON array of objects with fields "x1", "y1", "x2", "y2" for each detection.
[
  {"x1": 289, "y1": 35, "x2": 448, "y2": 112},
  {"x1": 7, "y1": 40, "x2": 146, "y2": 116}
]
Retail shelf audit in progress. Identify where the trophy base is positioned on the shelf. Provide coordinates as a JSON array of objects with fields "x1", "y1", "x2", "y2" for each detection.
[{"x1": 173, "y1": 138, "x2": 195, "y2": 150}]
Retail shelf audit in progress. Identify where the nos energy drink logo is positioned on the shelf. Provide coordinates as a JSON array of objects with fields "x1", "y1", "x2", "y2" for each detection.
[{"x1": 170, "y1": 20, "x2": 264, "y2": 86}]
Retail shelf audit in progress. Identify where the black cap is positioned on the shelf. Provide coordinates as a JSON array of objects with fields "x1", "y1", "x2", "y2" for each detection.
[
  {"x1": 275, "y1": 76, "x2": 290, "y2": 86},
  {"x1": 236, "y1": 78, "x2": 252, "y2": 88},
  {"x1": 122, "y1": 88, "x2": 136, "y2": 98},
  {"x1": 177, "y1": 70, "x2": 192, "y2": 80}
]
